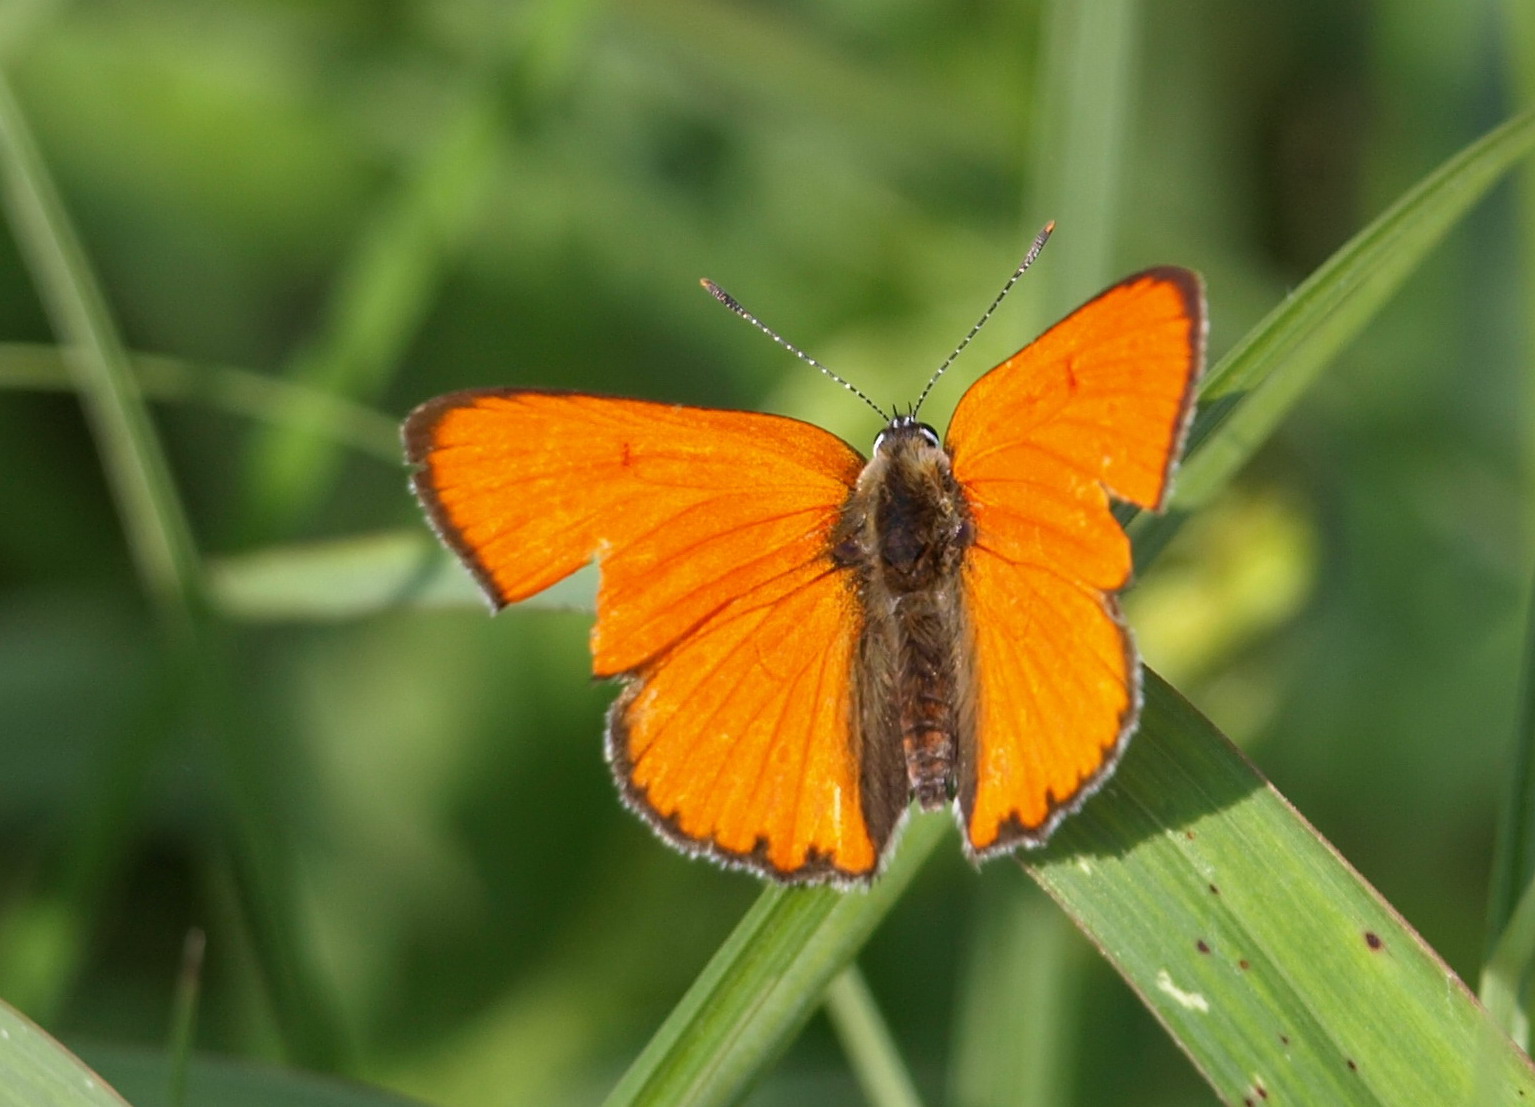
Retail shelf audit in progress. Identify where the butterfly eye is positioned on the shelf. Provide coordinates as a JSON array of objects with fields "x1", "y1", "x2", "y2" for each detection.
[{"x1": 917, "y1": 424, "x2": 941, "y2": 449}]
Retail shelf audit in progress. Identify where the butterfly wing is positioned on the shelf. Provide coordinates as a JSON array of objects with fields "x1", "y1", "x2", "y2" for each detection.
[
  {"x1": 947, "y1": 268, "x2": 1205, "y2": 855},
  {"x1": 404, "y1": 389, "x2": 897, "y2": 881}
]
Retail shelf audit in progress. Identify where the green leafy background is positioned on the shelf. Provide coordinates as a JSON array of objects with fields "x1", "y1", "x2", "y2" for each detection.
[{"x1": 1, "y1": 2, "x2": 1532, "y2": 1105}]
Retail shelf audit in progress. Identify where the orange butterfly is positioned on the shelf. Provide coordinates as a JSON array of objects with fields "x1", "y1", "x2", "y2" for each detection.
[{"x1": 404, "y1": 234, "x2": 1204, "y2": 885}]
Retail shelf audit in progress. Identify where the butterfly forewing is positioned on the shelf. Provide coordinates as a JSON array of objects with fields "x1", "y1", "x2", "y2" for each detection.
[
  {"x1": 947, "y1": 268, "x2": 1204, "y2": 853},
  {"x1": 949, "y1": 268, "x2": 1204, "y2": 513}
]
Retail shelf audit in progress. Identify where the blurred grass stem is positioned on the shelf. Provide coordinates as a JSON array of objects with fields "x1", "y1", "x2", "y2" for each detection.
[
  {"x1": 0, "y1": 65, "x2": 203, "y2": 635},
  {"x1": 167, "y1": 928, "x2": 206, "y2": 1107},
  {"x1": 825, "y1": 967, "x2": 925, "y2": 1107}
]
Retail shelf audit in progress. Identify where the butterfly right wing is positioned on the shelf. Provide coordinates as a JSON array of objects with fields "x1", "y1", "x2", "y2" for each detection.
[
  {"x1": 947, "y1": 269, "x2": 1205, "y2": 855},
  {"x1": 404, "y1": 389, "x2": 903, "y2": 882}
]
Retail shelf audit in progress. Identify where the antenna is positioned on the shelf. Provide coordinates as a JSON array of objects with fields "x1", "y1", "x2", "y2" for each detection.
[
  {"x1": 911, "y1": 220, "x2": 1055, "y2": 417},
  {"x1": 701, "y1": 278, "x2": 890, "y2": 422}
]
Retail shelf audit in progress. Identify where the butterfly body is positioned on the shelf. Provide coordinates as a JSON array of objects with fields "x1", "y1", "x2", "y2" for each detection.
[
  {"x1": 404, "y1": 266, "x2": 1205, "y2": 885},
  {"x1": 833, "y1": 417, "x2": 973, "y2": 821}
]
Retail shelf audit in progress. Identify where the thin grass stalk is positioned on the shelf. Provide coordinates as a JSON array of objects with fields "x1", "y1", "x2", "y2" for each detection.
[
  {"x1": 825, "y1": 967, "x2": 926, "y2": 1107},
  {"x1": 166, "y1": 929, "x2": 206, "y2": 1107},
  {"x1": 0, "y1": 66, "x2": 202, "y2": 631}
]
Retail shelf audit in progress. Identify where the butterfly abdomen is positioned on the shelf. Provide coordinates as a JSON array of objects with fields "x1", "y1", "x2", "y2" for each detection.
[{"x1": 836, "y1": 419, "x2": 976, "y2": 819}]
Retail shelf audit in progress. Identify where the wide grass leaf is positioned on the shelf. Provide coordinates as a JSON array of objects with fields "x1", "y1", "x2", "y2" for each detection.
[
  {"x1": 208, "y1": 531, "x2": 489, "y2": 620},
  {"x1": 1029, "y1": 674, "x2": 1534, "y2": 1104},
  {"x1": 0, "y1": 1002, "x2": 129, "y2": 1107}
]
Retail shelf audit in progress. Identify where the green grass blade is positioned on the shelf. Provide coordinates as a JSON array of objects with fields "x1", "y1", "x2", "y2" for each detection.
[
  {"x1": 0, "y1": 343, "x2": 400, "y2": 462},
  {"x1": 824, "y1": 967, "x2": 926, "y2": 1107},
  {"x1": 0, "y1": 1002, "x2": 131, "y2": 1107},
  {"x1": 602, "y1": 814, "x2": 946, "y2": 1107},
  {"x1": 1028, "y1": 673, "x2": 1535, "y2": 1104},
  {"x1": 0, "y1": 66, "x2": 203, "y2": 628},
  {"x1": 1131, "y1": 108, "x2": 1535, "y2": 568},
  {"x1": 207, "y1": 532, "x2": 538, "y2": 620},
  {"x1": 1482, "y1": 874, "x2": 1535, "y2": 1051},
  {"x1": 165, "y1": 929, "x2": 205, "y2": 1107}
]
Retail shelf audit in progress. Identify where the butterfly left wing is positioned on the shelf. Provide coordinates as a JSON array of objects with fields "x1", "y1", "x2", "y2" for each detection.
[
  {"x1": 947, "y1": 268, "x2": 1205, "y2": 855},
  {"x1": 404, "y1": 389, "x2": 903, "y2": 882}
]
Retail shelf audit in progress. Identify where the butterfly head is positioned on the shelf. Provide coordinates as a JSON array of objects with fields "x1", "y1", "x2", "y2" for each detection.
[
  {"x1": 873, "y1": 414, "x2": 943, "y2": 457},
  {"x1": 849, "y1": 410, "x2": 971, "y2": 598}
]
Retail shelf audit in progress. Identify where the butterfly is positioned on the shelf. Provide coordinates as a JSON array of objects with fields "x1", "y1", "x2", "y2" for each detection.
[{"x1": 403, "y1": 232, "x2": 1205, "y2": 885}]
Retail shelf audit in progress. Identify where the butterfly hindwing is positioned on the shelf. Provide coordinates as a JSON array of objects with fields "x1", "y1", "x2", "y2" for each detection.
[
  {"x1": 958, "y1": 549, "x2": 1139, "y2": 853},
  {"x1": 607, "y1": 556, "x2": 893, "y2": 881},
  {"x1": 947, "y1": 269, "x2": 1205, "y2": 854},
  {"x1": 404, "y1": 389, "x2": 893, "y2": 881}
]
